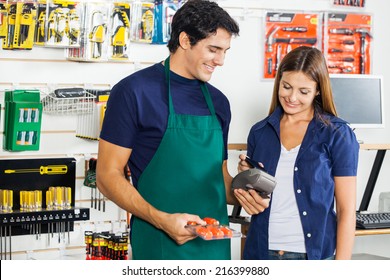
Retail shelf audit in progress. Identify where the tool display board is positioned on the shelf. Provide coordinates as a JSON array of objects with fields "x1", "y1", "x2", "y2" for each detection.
[{"x1": 0, "y1": 157, "x2": 89, "y2": 236}]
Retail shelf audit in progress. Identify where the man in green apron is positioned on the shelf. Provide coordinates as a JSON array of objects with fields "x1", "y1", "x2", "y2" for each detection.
[{"x1": 97, "y1": 0, "x2": 241, "y2": 260}]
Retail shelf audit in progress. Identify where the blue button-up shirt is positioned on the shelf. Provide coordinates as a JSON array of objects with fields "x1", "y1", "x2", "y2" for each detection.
[{"x1": 243, "y1": 106, "x2": 359, "y2": 260}]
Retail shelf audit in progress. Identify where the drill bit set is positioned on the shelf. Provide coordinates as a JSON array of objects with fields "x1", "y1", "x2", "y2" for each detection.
[{"x1": 325, "y1": 12, "x2": 372, "y2": 74}]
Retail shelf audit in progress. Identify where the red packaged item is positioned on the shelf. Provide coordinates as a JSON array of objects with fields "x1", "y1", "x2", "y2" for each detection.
[
  {"x1": 203, "y1": 217, "x2": 219, "y2": 225},
  {"x1": 186, "y1": 217, "x2": 244, "y2": 240},
  {"x1": 324, "y1": 12, "x2": 372, "y2": 75},
  {"x1": 196, "y1": 226, "x2": 213, "y2": 240},
  {"x1": 263, "y1": 11, "x2": 320, "y2": 79}
]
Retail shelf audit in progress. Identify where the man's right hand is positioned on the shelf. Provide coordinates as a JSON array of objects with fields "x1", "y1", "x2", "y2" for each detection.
[{"x1": 157, "y1": 213, "x2": 206, "y2": 245}]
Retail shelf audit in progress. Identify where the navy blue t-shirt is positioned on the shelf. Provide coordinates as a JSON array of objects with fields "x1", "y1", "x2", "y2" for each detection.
[{"x1": 100, "y1": 62, "x2": 231, "y2": 187}]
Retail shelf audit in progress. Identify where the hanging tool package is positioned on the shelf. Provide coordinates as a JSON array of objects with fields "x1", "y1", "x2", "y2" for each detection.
[
  {"x1": 326, "y1": 12, "x2": 372, "y2": 75},
  {"x1": 263, "y1": 12, "x2": 320, "y2": 79}
]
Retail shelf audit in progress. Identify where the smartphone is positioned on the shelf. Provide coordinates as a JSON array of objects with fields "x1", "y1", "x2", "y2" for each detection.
[{"x1": 245, "y1": 156, "x2": 265, "y2": 171}]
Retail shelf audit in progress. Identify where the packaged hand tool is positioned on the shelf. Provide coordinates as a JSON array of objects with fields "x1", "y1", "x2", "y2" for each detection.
[
  {"x1": 89, "y1": 10, "x2": 107, "y2": 59},
  {"x1": 84, "y1": 157, "x2": 107, "y2": 212},
  {"x1": 263, "y1": 11, "x2": 321, "y2": 79},
  {"x1": 34, "y1": 0, "x2": 47, "y2": 46},
  {"x1": 0, "y1": 1, "x2": 7, "y2": 39},
  {"x1": 53, "y1": 87, "x2": 85, "y2": 98},
  {"x1": 45, "y1": 0, "x2": 82, "y2": 47},
  {"x1": 0, "y1": 0, "x2": 36, "y2": 50},
  {"x1": 324, "y1": 12, "x2": 372, "y2": 74},
  {"x1": 2, "y1": 2, "x2": 16, "y2": 49},
  {"x1": 84, "y1": 231, "x2": 93, "y2": 260},
  {"x1": 186, "y1": 218, "x2": 244, "y2": 240},
  {"x1": 84, "y1": 158, "x2": 97, "y2": 208},
  {"x1": 130, "y1": 0, "x2": 155, "y2": 44},
  {"x1": 108, "y1": 1, "x2": 131, "y2": 60},
  {"x1": 152, "y1": 0, "x2": 184, "y2": 44},
  {"x1": 66, "y1": 1, "x2": 109, "y2": 62}
]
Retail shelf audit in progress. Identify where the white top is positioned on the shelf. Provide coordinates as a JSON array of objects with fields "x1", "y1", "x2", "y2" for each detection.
[{"x1": 268, "y1": 144, "x2": 306, "y2": 253}]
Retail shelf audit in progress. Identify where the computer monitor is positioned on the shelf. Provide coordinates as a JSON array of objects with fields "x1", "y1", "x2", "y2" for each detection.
[{"x1": 330, "y1": 74, "x2": 385, "y2": 129}]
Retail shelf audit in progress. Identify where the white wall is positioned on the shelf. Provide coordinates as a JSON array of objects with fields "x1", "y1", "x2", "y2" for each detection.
[{"x1": 1, "y1": 0, "x2": 389, "y2": 260}]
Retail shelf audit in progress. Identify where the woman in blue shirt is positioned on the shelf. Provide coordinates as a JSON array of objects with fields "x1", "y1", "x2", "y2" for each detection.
[{"x1": 234, "y1": 46, "x2": 359, "y2": 260}]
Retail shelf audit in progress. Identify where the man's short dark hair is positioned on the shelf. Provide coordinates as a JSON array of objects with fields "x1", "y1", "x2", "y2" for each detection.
[{"x1": 167, "y1": 0, "x2": 239, "y2": 53}]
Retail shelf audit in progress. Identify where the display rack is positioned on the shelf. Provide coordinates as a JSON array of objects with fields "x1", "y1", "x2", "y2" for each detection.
[
  {"x1": 0, "y1": 157, "x2": 88, "y2": 236},
  {"x1": 0, "y1": 208, "x2": 89, "y2": 227},
  {"x1": 41, "y1": 90, "x2": 95, "y2": 115}
]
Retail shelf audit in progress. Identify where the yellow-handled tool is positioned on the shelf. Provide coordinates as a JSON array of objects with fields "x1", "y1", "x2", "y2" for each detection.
[{"x1": 4, "y1": 165, "x2": 68, "y2": 175}]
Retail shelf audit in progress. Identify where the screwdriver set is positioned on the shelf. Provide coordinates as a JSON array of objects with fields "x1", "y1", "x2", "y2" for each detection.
[
  {"x1": 0, "y1": 158, "x2": 90, "y2": 259},
  {"x1": 263, "y1": 11, "x2": 321, "y2": 79},
  {"x1": 324, "y1": 12, "x2": 372, "y2": 74}
]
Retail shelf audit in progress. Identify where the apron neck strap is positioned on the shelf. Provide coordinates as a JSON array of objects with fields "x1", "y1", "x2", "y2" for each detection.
[{"x1": 164, "y1": 56, "x2": 216, "y2": 116}]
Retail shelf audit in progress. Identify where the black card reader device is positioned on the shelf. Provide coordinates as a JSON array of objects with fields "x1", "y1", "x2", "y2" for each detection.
[{"x1": 231, "y1": 156, "x2": 277, "y2": 198}]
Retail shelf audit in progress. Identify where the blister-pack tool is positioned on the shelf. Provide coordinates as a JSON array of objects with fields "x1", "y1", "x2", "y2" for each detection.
[
  {"x1": 231, "y1": 157, "x2": 276, "y2": 198},
  {"x1": 186, "y1": 218, "x2": 244, "y2": 240}
]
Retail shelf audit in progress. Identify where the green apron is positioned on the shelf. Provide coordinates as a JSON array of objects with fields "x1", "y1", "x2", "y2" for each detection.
[{"x1": 131, "y1": 57, "x2": 230, "y2": 260}]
